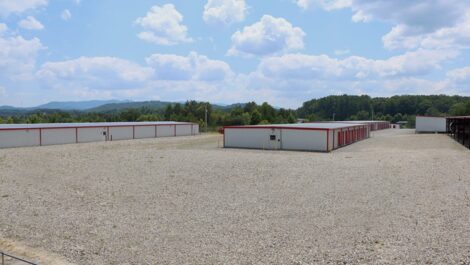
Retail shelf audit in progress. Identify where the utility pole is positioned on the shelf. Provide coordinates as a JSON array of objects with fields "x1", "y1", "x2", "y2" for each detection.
[
  {"x1": 332, "y1": 113, "x2": 336, "y2": 121},
  {"x1": 205, "y1": 105, "x2": 208, "y2": 133}
]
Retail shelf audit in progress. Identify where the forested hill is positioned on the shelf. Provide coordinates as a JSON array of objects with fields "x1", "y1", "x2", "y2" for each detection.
[
  {"x1": 1, "y1": 95, "x2": 470, "y2": 128},
  {"x1": 297, "y1": 95, "x2": 470, "y2": 122}
]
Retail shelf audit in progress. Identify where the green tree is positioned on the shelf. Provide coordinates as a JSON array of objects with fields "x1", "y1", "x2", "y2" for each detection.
[
  {"x1": 250, "y1": 109, "x2": 262, "y2": 125},
  {"x1": 355, "y1": 110, "x2": 370, "y2": 120}
]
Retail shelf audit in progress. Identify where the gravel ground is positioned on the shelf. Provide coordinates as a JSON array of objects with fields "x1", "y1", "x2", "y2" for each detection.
[{"x1": 1, "y1": 129, "x2": 470, "y2": 264}]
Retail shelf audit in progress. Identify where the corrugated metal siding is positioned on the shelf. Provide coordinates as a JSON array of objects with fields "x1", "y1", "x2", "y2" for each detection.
[
  {"x1": 0, "y1": 129, "x2": 40, "y2": 148},
  {"x1": 42, "y1": 128, "x2": 76, "y2": 146},
  {"x1": 281, "y1": 129, "x2": 327, "y2": 151},
  {"x1": 416, "y1": 116, "x2": 447, "y2": 133}
]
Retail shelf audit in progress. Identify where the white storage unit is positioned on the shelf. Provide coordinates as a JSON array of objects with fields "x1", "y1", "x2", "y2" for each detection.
[
  {"x1": 109, "y1": 126, "x2": 134, "y2": 141},
  {"x1": 134, "y1": 126, "x2": 156, "y2": 139},
  {"x1": 415, "y1": 116, "x2": 447, "y2": 133},
  {"x1": 42, "y1": 128, "x2": 76, "y2": 146},
  {"x1": 0, "y1": 129, "x2": 40, "y2": 148},
  {"x1": 0, "y1": 121, "x2": 199, "y2": 149},
  {"x1": 156, "y1": 125, "x2": 175, "y2": 137},
  {"x1": 78, "y1": 127, "x2": 107, "y2": 143},
  {"x1": 223, "y1": 123, "x2": 370, "y2": 152}
]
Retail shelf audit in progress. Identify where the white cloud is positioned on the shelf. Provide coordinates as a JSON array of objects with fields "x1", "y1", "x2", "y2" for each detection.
[
  {"x1": 135, "y1": 4, "x2": 192, "y2": 45},
  {"x1": 348, "y1": 0, "x2": 468, "y2": 32},
  {"x1": 353, "y1": 1, "x2": 470, "y2": 51},
  {"x1": 0, "y1": 23, "x2": 7, "y2": 34},
  {"x1": 228, "y1": 15, "x2": 305, "y2": 56},
  {"x1": 203, "y1": 0, "x2": 247, "y2": 26},
  {"x1": 0, "y1": 34, "x2": 44, "y2": 80},
  {"x1": 295, "y1": 1, "x2": 470, "y2": 51},
  {"x1": 146, "y1": 52, "x2": 234, "y2": 81},
  {"x1": 37, "y1": 57, "x2": 154, "y2": 90},
  {"x1": 383, "y1": 13, "x2": 470, "y2": 50},
  {"x1": 0, "y1": 0, "x2": 47, "y2": 17},
  {"x1": 19, "y1": 16, "x2": 44, "y2": 30},
  {"x1": 0, "y1": 86, "x2": 6, "y2": 96},
  {"x1": 61, "y1": 9, "x2": 71, "y2": 21},
  {"x1": 447, "y1": 67, "x2": 470, "y2": 85},
  {"x1": 256, "y1": 49, "x2": 457, "y2": 81},
  {"x1": 295, "y1": 0, "x2": 352, "y2": 11}
]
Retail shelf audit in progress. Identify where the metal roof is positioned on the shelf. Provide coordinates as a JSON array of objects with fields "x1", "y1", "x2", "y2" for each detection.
[
  {"x1": 0, "y1": 121, "x2": 196, "y2": 130},
  {"x1": 333, "y1": 120, "x2": 389, "y2": 123},
  {"x1": 224, "y1": 122, "x2": 366, "y2": 130}
]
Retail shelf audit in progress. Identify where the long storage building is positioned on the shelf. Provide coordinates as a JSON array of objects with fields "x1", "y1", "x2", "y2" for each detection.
[
  {"x1": 0, "y1": 121, "x2": 199, "y2": 148},
  {"x1": 333, "y1": 120, "x2": 390, "y2": 131},
  {"x1": 223, "y1": 123, "x2": 370, "y2": 152}
]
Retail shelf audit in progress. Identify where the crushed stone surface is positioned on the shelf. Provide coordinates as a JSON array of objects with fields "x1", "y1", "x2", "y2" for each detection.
[{"x1": 1, "y1": 130, "x2": 470, "y2": 264}]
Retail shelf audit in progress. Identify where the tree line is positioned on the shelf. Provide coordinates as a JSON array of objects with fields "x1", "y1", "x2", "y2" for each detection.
[
  {"x1": 1, "y1": 95, "x2": 470, "y2": 129},
  {"x1": 0, "y1": 101, "x2": 296, "y2": 130}
]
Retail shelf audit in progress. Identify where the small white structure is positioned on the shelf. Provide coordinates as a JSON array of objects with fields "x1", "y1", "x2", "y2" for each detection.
[
  {"x1": 223, "y1": 123, "x2": 370, "y2": 152},
  {"x1": 415, "y1": 116, "x2": 447, "y2": 133},
  {"x1": 0, "y1": 122, "x2": 199, "y2": 148}
]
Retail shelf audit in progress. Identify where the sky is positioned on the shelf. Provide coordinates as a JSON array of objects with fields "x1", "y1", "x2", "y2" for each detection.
[{"x1": 1, "y1": 0, "x2": 470, "y2": 108}]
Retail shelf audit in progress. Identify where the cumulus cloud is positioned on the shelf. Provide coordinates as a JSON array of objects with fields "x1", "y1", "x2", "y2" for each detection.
[
  {"x1": 37, "y1": 57, "x2": 154, "y2": 90},
  {"x1": 295, "y1": 1, "x2": 470, "y2": 51},
  {"x1": 348, "y1": 0, "x2": 467, "y2": 31},
  {"x1": 295, "y1": 0, "x2": 352, "y2": 11},
  {"x1": 146, "y1": 52, "x2": 234, "y2": 81},
  {"x1": 255, "y1": 49, "x2": 457, "y2": 81},
  {"x1": 447, "y1": 67, "x2": 470, "y2": 85},
  {"x1": 135, "y1": 4, "x2": 192, "y2": 45},
  {"x1": 0, "y1": 34, "x2": 44, "y2": 80},
  {"x1": 383, "y1": 14, "x2": 470, "y2": 50},
  {"x1": 228, "y1": 15, "x2": 305, "y2": 56},
  {"x1": 30, "y1": 54, "x2": 243, "y2": 106},
  {"x1": 34, "y1": 53, "x2": 235, "y2": 102},
  {"x1": 203, "y1": 0, "x2": 247, "y2": 26},
  {"x1": 0, "y1": 0, "x2": 47, "y2": 17},
  {"x1": 19, "y1": 16, "x2": 44, "y2": 30},
  {"x1": 61, "y1": 9, "x2": 71, "y2": 21}
]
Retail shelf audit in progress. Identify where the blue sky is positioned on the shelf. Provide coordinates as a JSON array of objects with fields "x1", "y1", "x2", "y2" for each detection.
[{"x1": 1, "y1": 0, "x2": 470, "y2": 108}]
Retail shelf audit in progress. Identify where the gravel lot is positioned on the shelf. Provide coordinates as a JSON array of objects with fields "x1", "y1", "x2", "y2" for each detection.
[{"x1": 1, "y1": 129, "x2": 470, "y2": 264}]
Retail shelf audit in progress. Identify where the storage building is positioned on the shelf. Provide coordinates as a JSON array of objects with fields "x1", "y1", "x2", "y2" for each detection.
[
  {"x1": 0, "y1": 121, "x2": 199, "y2": 149},
  {"x1": 415, "y1": 116, "x2": 447, "y2": 133},
  {"x1": 447, "y1": 116, "x2": 470, "y2": 149},
  {"x1": 223, "y1": 123, "x2": 370, "y2": 152},
  {"x1": 333, "y1": 120, "x2": 390, "y2": 131}
]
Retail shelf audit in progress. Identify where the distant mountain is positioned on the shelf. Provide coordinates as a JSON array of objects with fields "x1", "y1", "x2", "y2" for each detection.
[
  {"x1": 35, "y1": 100, "x2": 128, "y2": 110},
  {"x1": 0, "y1": 100, "x2": 248, "y2": 116},
  {"x1": 88, "y1": 101, "x2": 246, "y2": 113},
  {"x1": 0, "y1": 105, "x2": 17, "y2": 110},
  {"x1": 87, "y1": 100, "x2": 175, "y2": 113}
]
